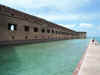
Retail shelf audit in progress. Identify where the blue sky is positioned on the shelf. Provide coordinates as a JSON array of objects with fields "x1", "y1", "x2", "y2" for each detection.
[{"x1": 0, "y1": 0, "x2": 100, "y2": 37}]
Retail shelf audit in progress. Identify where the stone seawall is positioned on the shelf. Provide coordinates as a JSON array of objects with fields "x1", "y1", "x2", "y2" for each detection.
[
  {"x1": 73, "y1": 40, "x2": 100, "y2": 75},
  {"x1": 73, "y1": 43, "x2": 89, "y2": 75},
  {"x1": 0, "y1": 4, "x2": 86, "y2": 45},
  {"x1": 0, "y1": 39, "x2": 70, "y2": 46}
]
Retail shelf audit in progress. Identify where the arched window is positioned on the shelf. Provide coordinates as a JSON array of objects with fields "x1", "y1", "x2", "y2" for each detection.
[
  {"x1": 24, "y1": 26, "x2": 30, "y2": 32},
  {"x1": 34, "y1": 27, "x2": 38, "y2": 32},
  {"x1": 8, "y1": 23, "x2": 17, "y2": 31},
  {"x1": 0, "y1": 7, "x2": 2, "y2": 11},
  {"x1": 52, "y1": 30, "x2": 54, "y2": 33},
  {"x1": 42, "y1": 29, "x2": 45, "y2": 33}
]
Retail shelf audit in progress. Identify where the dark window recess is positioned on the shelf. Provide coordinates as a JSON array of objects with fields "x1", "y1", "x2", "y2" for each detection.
[
  {"x1": 42, "y1": 29, "x2": 45, "y2": 33},
  {"x1": 47, "y1": 29, "x2": 50, "y2": 33},
  {"x1": 52, "y1": 30, "x2": 54, "y2": 33},
  {"x1": 8, "y1": 23, "x2": 17, "y2": 31},
  {"x1": 34, "y1": 27, "x2": 38, "y2": 32},
  {"x1": 0, "y1": 7, "x2": 2, "y2": 11},
  {"x1": 25, "y1": 36, "x2": 28, "y2": 40},
  {"x1": 11, "y1": 13, "x2": 14, "y2": 16},
  {"x1": 24, "y1": 26, "x2": 29, "y2": 32},
  {"x1": 12, "y1": 36, "x2": 15, "y2": 40}
]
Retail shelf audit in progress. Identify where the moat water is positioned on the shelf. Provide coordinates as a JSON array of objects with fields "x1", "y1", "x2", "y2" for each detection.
[{"x1": 0, "y1": 39, "x2": 89, "y2": 75}]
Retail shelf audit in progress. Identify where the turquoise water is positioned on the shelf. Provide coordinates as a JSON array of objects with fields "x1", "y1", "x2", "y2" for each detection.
[
  {"x1": 0, "y1": 39, "x2": 89, "y2": 75},
  {"x1": 95, "y1": 37, "x2": 100, "y2": 42}
]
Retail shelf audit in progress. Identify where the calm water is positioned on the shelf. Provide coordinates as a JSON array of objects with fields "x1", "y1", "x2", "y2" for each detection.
[
  {"x1": 0, "y1": 39, "x2": 89, "y2": 75},
  {"x1": 94, "y1": 37, "x2": 100, "y2": 42}
]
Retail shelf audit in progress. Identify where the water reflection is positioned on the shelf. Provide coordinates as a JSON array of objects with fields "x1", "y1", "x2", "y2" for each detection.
[{"x1": 0, "y1": 46, "x2": 21, "y2": 75}]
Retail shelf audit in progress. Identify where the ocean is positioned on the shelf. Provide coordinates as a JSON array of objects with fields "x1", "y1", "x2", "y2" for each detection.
[{"x1": 0, "y1": 39, "x2": 90, "y2": 75}]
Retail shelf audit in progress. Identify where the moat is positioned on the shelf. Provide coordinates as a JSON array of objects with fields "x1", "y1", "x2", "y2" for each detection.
[{"x1": 0, "y1": 39, "x2": 89, "y2": 75}]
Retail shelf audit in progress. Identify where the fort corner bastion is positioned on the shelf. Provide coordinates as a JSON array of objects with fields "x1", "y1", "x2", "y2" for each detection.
[{"x1": 0, "y1": 4, "x2": 86, "y2": 45}]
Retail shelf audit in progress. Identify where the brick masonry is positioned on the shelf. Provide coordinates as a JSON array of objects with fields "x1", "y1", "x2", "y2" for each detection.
[{"x1": 0, "y1": 4, "x2": 86, "y2": 45}]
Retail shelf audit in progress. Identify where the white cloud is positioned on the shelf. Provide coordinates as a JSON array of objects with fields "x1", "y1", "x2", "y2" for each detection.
[
  {"x1": 36, "y1": 13, "x2": 93, "y2": 22},
  {"x1": 79, "y1": 23, "x2": 92, "y2": 28},
  {"x1": 1, "y1": 0, "x2": 98, "y2": 37},
  {"x1": 0, "y1": 0, "x2": 92, "y2": 22},
  {"x1": 59, "y1": 24, "x2": 76, "y2": 29},
  {"x1": 0, "y1": 0, "x2": 91, "y2": 11},
  {"x1": 37, "y1": 14, "x2": 81, "y2": 21}
]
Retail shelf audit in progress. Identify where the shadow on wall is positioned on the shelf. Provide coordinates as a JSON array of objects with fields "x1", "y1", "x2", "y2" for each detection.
[{"x1": 0, "y1": 46, "x2": 21, "y2": 75}]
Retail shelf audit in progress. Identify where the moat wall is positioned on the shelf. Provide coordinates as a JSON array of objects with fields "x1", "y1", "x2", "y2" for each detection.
[{"x1": 0, "y1": 5, "x2": 86, "y2": 45}]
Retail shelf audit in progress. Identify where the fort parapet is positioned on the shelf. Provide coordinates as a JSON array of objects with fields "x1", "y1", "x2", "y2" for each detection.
[{"x1": 0, "y1": 4, "x2": 86, "y2": 45}]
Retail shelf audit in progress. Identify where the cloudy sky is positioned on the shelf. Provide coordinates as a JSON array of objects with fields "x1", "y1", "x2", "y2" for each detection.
[{"x1": 0, "y1": 0, "x2": 100, "y2": 37}]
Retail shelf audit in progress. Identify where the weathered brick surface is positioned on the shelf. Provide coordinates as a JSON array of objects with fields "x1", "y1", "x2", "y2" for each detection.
[{"x1": 0, "y1": 4, "x2": 86, "y2": 44}]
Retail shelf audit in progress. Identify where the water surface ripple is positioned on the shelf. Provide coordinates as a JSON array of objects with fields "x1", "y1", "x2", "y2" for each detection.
[{"x1": 0, "y1": 39, "x2": 89, "y2": 75}]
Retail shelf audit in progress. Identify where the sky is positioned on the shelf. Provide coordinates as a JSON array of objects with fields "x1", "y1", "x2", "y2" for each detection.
[{"x1": 0, "y1": 0, "x2": 100, "y2": 37}]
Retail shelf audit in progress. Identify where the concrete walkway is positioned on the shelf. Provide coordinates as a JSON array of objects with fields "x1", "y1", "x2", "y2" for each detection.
[{"x1": 78, "y1": 40, "x2": 100, "y2": 75}]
